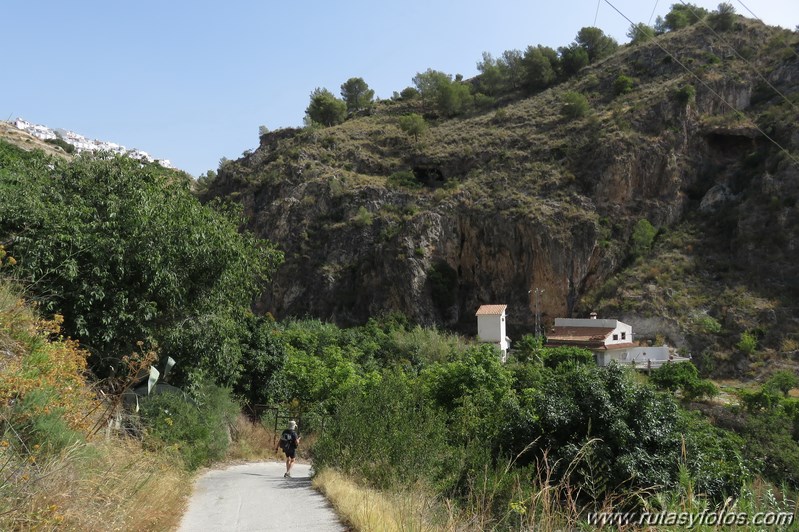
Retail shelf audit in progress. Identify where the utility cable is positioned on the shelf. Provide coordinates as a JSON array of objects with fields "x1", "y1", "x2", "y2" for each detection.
[
  {"x1": 594, "y1": 0, "x2": 601, "y2": 27},
  {"x1": 603, "y1": 0, "x2": 799, "y2": 169},
  {"x1": 648, "y1": 0, "x2": 659, "y2": 25},
  {"x1": 735, "y1": 0, "x2": 799, "y2": 62},
  {"x1": 678, "y1": 0, "x2": 797, "y2": 114}
]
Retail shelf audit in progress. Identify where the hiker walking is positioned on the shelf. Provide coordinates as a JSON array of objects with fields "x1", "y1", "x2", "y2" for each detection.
[{"x1": 276, "y1": 420, "x2": 300, "y2": 478}]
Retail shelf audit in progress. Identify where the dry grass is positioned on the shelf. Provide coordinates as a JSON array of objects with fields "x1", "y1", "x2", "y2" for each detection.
[
  {"x1": 313, "y1": 468, "x2": 453, "y2": 531},
  {"x1": 226, "y1": 414, "x2": 282, "y2": 462},
  {"x1": 0, "y1": 435, "x2": 190, "y2": 531}
]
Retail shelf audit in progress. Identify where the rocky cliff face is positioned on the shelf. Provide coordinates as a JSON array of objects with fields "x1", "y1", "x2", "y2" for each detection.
[{"x1": 204, "y1": 19, "x2": 799, "y2": 363}]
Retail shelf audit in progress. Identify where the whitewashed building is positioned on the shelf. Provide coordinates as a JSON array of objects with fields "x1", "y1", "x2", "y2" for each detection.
[
  {"x1": 546, "y1": 313, "x2": 690, "y2": 368},
  {"x1": 546, "y1": 314, "x2": 635, "y2": 366},
  {"x1": 476, "y1": 304, "x2": 510, "y2": 362}
]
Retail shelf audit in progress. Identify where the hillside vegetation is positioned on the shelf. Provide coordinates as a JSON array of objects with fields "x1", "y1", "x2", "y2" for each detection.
[{"x1": 203, "y1": 9, "x2": 799, "y2": 379}]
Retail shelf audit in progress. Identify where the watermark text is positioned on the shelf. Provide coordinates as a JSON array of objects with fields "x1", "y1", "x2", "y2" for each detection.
[{"x1": 587, "y1": 510, "x2": 795, "y2": 528}]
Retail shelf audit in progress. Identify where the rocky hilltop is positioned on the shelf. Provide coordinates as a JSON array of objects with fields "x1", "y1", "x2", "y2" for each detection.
[{"x1": 203, "y1": 17, "x2": 799, "y2": 374}]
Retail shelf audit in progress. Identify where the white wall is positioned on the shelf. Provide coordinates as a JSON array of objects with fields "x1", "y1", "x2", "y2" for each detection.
[{"x1": 477, "y1": 313, "x2": 505, "y2": 344}]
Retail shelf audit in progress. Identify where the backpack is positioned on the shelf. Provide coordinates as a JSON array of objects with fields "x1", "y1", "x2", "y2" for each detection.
[{"x1": 279, "y1": 431, "x2": 293, "y2": 451}]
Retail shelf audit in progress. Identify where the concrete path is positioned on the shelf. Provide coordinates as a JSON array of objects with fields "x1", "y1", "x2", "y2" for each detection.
[{"x1": 177, "y1": 462, "x2": 346, "y2": 532}]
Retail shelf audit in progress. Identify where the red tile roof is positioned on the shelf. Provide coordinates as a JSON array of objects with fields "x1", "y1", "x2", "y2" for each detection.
[{"x1": 475, "y1": 304, "x2": 507, "y2": 316}]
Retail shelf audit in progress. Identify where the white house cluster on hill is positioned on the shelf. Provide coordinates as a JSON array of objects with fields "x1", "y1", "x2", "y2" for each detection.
[
  {"x1": 12, "y1": 118, "x2": 172, "y2": 169},
  {"x1": 475, "y1": 304, "x2": 510, "y2": 362},
  {"x1": 546, "y1": 313, "x2": 690, "y2": 368}
]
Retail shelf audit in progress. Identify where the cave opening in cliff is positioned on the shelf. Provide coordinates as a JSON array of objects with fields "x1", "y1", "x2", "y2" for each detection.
[
  {"x1": 413, "y1": 166, "x2": 446, "y2": 187},
  {"x1": 704, "y1": 132, "x2": 756, "y2": 161}
]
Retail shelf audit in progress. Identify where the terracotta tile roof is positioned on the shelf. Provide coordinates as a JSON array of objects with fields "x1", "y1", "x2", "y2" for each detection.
[{"x1": 475, "y1": 304, "x2": 507, "y2": 316}]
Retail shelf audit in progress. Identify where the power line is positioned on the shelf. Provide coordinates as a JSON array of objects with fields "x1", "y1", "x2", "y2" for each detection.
[
  {"x1": 602, "y1": 0, "x2": 799, "y2": 169},
  {"x1": 648, "y1": 0, "x2": 659, "y2": 25},
  {"x1": 678, "y1": 0, "x2": 797, "y2": 115},
  {"x1": 594, "y1": 0, "x2": 601, "y2": 27},
  {"x1": 735, "y1": 0, "x2": 799, "y2": 62}
]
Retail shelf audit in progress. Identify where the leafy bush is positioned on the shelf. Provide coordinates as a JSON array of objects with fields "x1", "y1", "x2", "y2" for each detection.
[
  {"x1": 44, "y1": 137, "x2": 75, "y2": 154},
  {"x1": 8, "y1": 388, "x2": 85, "y2": 457},
  {"x1": 630, "y1": 218, "x2": 657, "y2": 258},
  {"x1": 674, "y1": 84, "x2": 696, "y2": 105},
  {"x1": 764, "y1": 370, "x2": 799, "y2": 395},
  {"x1": 313, "y1": 370, "x2": 447, "y2": 489},
  {"x1": 560, "y1": 91, "x2": 590, "y2": 119},
  {"x1": 695, "y1": 314, "x2": 722, "y2": 334},
  {"x1": 540, "y1": 346, "x2": 594, "y2": 368},
  {"x1": 737, "y1": 330, "x2": 758, "y2": 355},
  {"x1": 397, "y1": 114, "x2": 427, "y2": 142},
  {"x1": 352, "y1": 206, "x2": 373, "y2": 227},
  {"x1": 650, "y1": 362, "x2": 701, "y2": 391},
  {"x1": 139, "y1": 383, "x2": 239, "y2": 471},
  {"x1": 388, "y1": 169, "x2": 421, "y2": 189},
  {"x1": 649, "y1": 362, "x2": 718, "y2": 400},
  {"x1": 613, "y1": 74, "x2": 635, "y2": 96}
]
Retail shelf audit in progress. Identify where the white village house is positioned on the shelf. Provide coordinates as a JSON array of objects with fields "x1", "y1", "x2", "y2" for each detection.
[
  {"x1": 475, "y1": 304, "x2": 511, "y2": 362},
  {"x1": 546, "y1": 313, "x2": 690, "y2": 368}
]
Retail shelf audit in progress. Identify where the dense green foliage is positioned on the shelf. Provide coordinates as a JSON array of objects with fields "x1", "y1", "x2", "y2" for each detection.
[
  {"x1": 630, "y1": 218, "x2": 657, "y2": 258},
  {"x1": 561, "y1": 91, "x2": 590, "y2": 119},
  {"x1": 412, "y1": 69, "x2": 473, "y2": 117},
  {"x1": 397, "y1": 113, "x2": 427, "y2": 142},
  {"x1": 340, "y1": 77, "x2": 375, "y2": 114},
  {"x1": 299, "y1": 318, "x2": 751, "y2": 515},
  {"x1": 139, "y1": 383, "x2": 239, "y2": 471},
  {"x1": 656, "y1": 3, "x2": 710, "y2": 32},
  {"x1": 0, "y1": 141, "x2": 282, "y2": 391},
  {"x1": 305, "y1": 87, "x2": 347, "y2": 126},
  {"x1": 649, "y1": 362, "x2": 719, "y2": 400}
]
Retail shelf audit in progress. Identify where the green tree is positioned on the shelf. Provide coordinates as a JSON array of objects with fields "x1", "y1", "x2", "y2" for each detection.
[
  {"x1": 476, "y1": 52, "x2": 502, "y2": 95},
  {"x1": 560, "y1": 91, "x2": 590, "y2": 119},
  {"x1": 305, "y1": 87, "x2": 346, "y2": 126},
  {"x1": 521, "y1": 45, "x2": 557, "y2": 93},
  {"x1": 627, "y1": 22, "x2": 656, "y2": 44},
  {"x1": 709, "y1": 2, "x2": 736, "y2": 31},
  {"x1": 558, "y1": 44, "x2": 589, "y2": 77},
  {"x1": 630, "y1": 218, "x2": 657, "y2": 257},
  {"x1": 663, "y1": 3, "x2": 709, "y2": 31},
  {"x1": 575, "y1": 27, "x2": 619, "y2": 63},
  {"x1": 765, "y1": 370, "x2": 799, "y2": 396},
  {"x1": 436, "y1": 81, "x2": 473, "y2": 117},
  {"x1": 412, "y1": 69, "x2": 472, "y2": 117},
  {"x1": 412, "y1": 68, "x2": 452, "y2": 113},
  {"x1": 340, "y1": 77, "x2": 375, "y2": 114},
  {"x1": 399, "y1": 86, "x2": 419, "y2": 100},
  {"x1": 0, "y1": 144, "x2": 282, "y2": 382},
  {"x1": 398, "y1": 113, "x2": 427, "y2": 142},
  {"x1": 497, "y1": 49, "x2": 524, "y2": 90}
]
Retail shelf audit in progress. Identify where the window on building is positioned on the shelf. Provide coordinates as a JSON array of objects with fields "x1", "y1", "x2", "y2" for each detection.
[
  {"x1": 621, "y1": 332, "x2": 626, "y2": 340},
  {"x1": 613, "y1": 334, "x2": 619, "y2": 340}
]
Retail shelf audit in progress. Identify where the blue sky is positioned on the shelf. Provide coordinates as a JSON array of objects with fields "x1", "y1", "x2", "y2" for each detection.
[{"x1": 4, "y1": 0, "x2": 797, "y2": 176}]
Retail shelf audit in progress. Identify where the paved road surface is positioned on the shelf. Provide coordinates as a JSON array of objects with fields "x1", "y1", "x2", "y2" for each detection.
[{"x1": 177, "y1": 462, "x2": 346, "y2": 532}]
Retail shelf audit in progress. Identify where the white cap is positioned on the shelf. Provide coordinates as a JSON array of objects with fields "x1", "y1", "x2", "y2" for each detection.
[{"x1": 289, "y1": 420, "x2": 297, "y2": 429}]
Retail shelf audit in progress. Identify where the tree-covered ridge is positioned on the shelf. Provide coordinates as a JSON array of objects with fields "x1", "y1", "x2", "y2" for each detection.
[{"x1": 298, "y1": 3, "x2": 742, "y2": 124}]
